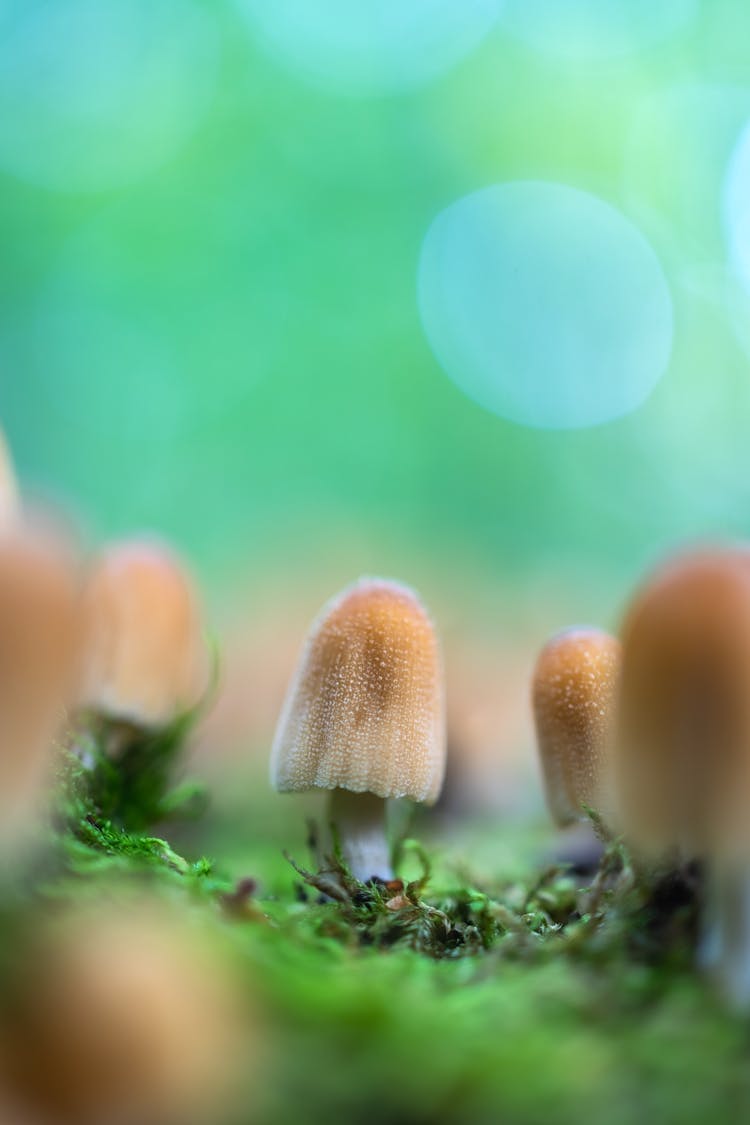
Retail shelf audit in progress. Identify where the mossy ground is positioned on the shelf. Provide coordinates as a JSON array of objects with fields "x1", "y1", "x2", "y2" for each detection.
[{"x1": 7, "y1": 729, "x2": 750, "y2": 1125}]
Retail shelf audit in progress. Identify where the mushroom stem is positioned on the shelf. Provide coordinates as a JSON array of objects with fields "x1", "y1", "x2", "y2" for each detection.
[
  {"x1": 328, "y1": 789, "x2": 393, "y2": 883},
  {"x1": 700, "y1": 859, "x2": 750, "y2": 1009}
]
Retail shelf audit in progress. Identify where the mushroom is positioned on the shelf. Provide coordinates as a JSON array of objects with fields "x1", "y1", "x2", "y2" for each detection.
[
  {"x1": 616, "y1": 547, "x2": 750, "y2": 1004},
  {"x1": 77, "y1": 539, "x2": 208, "y2": 740},
  {"x1": 532, "y1": 627, "x2": 620, "y2": 828},
  {"x1": 1, "y1": 897, "x2": 246, "y2": 1125},
  {"x1": 270, "y1": 577, "x2": 446, "y2": 882},
  {"x1": 0, "y1": 525, "x2": 78, "y2": 850}
]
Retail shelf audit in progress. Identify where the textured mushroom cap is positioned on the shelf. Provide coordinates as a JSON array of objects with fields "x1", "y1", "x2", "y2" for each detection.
[
  {"x1": 78, "y1": 539, "x2": 207, "y2": 728},
  {"x1": 0, "y1": 429, "x2": 19, "y2": 529},
  {"x1": 0, "y1": 527, "x2": 78, "y2": 833},
  {"x1": 616, "y1": 548, "x2": 750, "y2": 858},
  {"x1": 270, "y1": 577, "x2": 446, "y2": 802},
  {"x1": 532, "y1": 627, "x2": 620, "y2": 827}
]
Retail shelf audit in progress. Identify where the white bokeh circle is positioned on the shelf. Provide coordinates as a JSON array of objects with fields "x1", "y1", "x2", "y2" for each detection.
[
  {"x1": 0, "y1": 0, "x2": 219, "y2": 192},
  {"x1": 627, "y1": 83, "x2": 750, "y2": 259},
  {"x1": 500, "y1": 0, "x2": 698, "y2": 61},
  {"x1": 724, "y1": 119, "x2": 750, "y2": 294},
  {"x1": 418, "y1": 182, "x2": 674, "y2": 429},
  {"x1": 237, "y1": 0, "x2": 501, "y2": 95}
]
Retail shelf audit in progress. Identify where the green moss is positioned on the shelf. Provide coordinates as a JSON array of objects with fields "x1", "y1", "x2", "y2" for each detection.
[
  {"x1": 69, "y1": 713, "x2": 207, "y2": 831},
  {"x1": 0, "y1": 738, "x2": 742, "y2": 1125}
]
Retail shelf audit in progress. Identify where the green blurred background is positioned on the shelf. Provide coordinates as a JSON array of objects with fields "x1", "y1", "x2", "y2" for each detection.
[{"x1": 1, "y1": 0, "x2": 750, "y2": 619}]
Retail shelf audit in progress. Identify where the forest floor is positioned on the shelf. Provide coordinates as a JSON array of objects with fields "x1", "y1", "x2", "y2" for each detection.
[{"x1": 12, "y1": 722, "x2": 745, "y2": 1125}]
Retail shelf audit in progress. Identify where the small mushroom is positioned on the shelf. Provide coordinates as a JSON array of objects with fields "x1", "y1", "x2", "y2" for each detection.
[
  {"x1": 616, "y1": 547, "x2": 750, "y2": 1005},
  {"x1": 270, "y1": 577, "x2": 446, "y2": 882},
  {"x1": 532, "y1": 627, "x2": 620, "y2": 828},
  {"x1": 77, "y1": 539, "x2": 208, "y2": 737}
]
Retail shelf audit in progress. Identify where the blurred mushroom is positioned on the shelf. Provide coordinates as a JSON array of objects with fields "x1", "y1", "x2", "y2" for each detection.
[
  {"x1": 616, "y1": 547, "x2": 750, "y2": 1004},
  {"x1": 0, "y1": 897, "x2": 247, "y2": 1125},
  {"x1": 0, "y1": 525, "x2": 78, "y2": 852},
  {"x1": 270, "y1": 577, "x2": 446, "y2": 881},
  {"x1": 77, "y1": 539, "x2": 208, "y2": 744},
  {"x1": 532, "y1": 627, "x2": 620, "y2": 829}
]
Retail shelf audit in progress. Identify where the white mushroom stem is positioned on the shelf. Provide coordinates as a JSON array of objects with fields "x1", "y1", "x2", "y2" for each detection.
[
  {"x1": 328, "y1": 789, "x2": 393, "y2": 883},
  {"x1": 700, "y1": 860, "x2": 750, "y2": 1009}
]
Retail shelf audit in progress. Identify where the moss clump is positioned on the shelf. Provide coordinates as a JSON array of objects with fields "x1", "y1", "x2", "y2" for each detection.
[
  {"x1": 49, "y1": 728, "x2": 223, "y2": 898},
  {"x1": 279, "y1": 815, "x2": 700, "y2": 974},
  {"x1": 68, "y1": 710, "x2": 208, "y2": 831}
]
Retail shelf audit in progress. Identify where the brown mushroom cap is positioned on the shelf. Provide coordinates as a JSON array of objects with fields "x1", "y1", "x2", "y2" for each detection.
[
  {"x1": 270, "y1": 577, "x2": 446, "y2": 803},
  {"x1": 532, "y1": 627, "x2": 620, "y2": 827},
  {"x1": 2, "y1": 899, "x2": 245, "y2": 1125},
  {"x1": 0, "y1": 527, "x2": 78, "y2": 831},
  {"x1": 616, "y1": 548, "x2": 750, "y2": 858},
  {"x1": 78, "y1": 539, "x2": 207, "y2": 728}
]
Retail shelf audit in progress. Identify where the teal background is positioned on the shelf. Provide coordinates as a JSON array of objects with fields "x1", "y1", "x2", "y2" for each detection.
[{"x1": 1, "y1": 0, "x2": 750, "y2": 599}]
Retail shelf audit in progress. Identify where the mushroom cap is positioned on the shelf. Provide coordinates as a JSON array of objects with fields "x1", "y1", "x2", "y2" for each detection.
[
  {"x1": 2, "y1": 898, "x2": 245, "y2": 1125},
  {"x1": 0, "y1": 527, "x2": 78, "y2": 834},
  {"x1": 270, "y1": 577, "x2": 446, "y2": 803},
  {"x1": 78, "y1": 539, "x2": 207, "y2": 729},
  {"x1": 532, "y1": 626, "x2": 620, "y2": 827},
  {"x1": 616, "y1": 548, "x2": 750, "y2": 858}
]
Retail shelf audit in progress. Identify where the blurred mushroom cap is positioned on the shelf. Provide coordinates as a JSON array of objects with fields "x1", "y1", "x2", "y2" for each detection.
[
  {"x1": 271, "y1": 577, "x2": 446, "y2": 803},
  {"x1": 0, "y1": 526, "x2": 78, "y2": 841},
  {"x1": 2, "y1": 897, "x2": 246, "y2": 1125},
  {"x1": 616, "y1": 548, "x2": 750, "y2": 858},
  {"x1": 78, "y1": 539, "x2": 208, "y2": 729},
  {"x1": 532, "y1": 626, "x2": 620, "y2": 827}
]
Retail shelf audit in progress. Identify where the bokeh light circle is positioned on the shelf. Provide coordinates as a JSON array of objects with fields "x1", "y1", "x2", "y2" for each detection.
[
  {"x1": 237, "y1": 0, "x2": 501, "y2": 95},
  {"x1": 418, "y1": 182, "x2": 674, "y2": 429},
  {"x1": 500, "y1": 0, "x2": 698, "y2": 61},
  {"x1": 626, "y1": 83, "x2": 750, "y2": 261},
  {"x1": 724, "y1": 119, "x2": 750, "y2": 294},
  {"x1": 0, "y1": 0, "x2": 219, "y2": 192}
]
